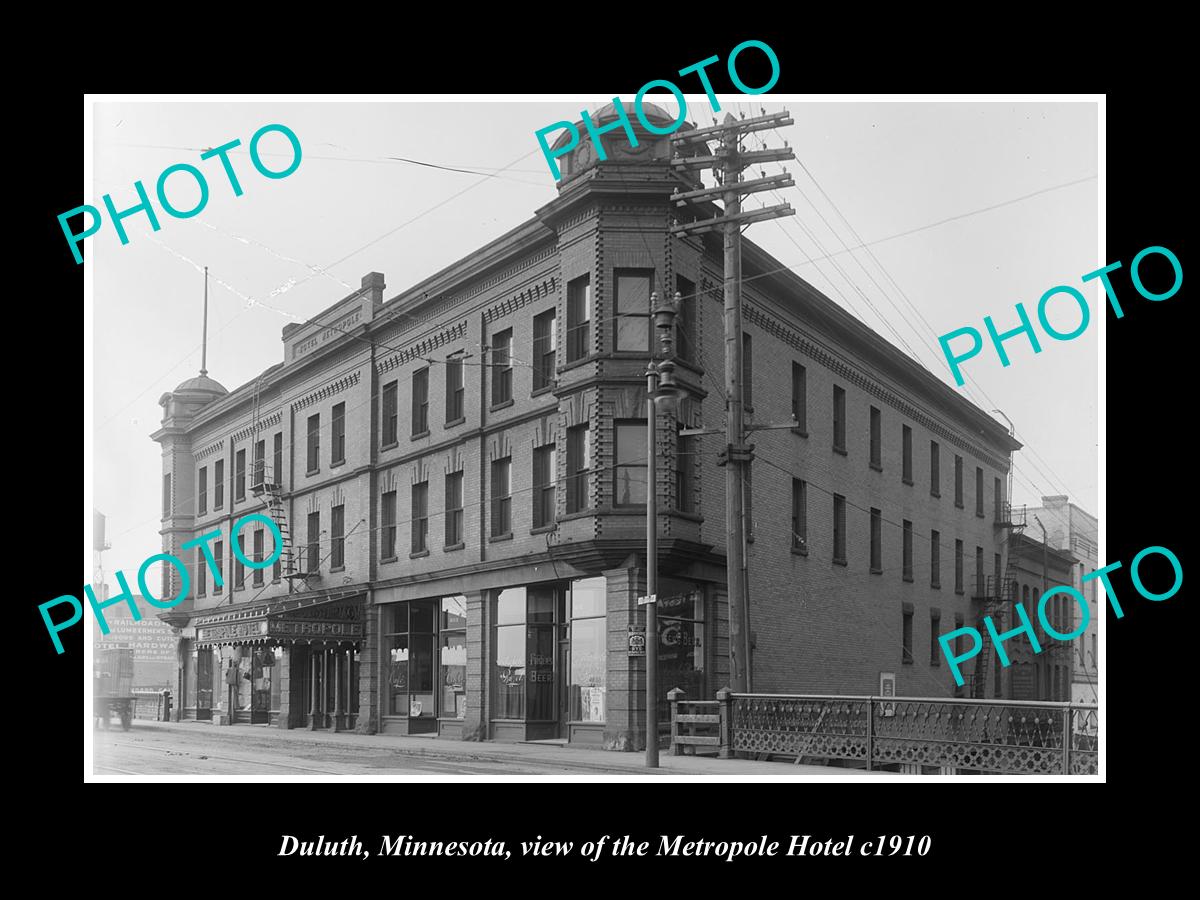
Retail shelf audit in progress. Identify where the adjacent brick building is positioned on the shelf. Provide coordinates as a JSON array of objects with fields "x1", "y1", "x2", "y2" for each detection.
[{"x1": 152, "y1": 103, "x2": 1022, "y2": 751}]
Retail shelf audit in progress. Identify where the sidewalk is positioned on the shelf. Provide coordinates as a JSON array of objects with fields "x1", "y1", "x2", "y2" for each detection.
[{"x1": 124, "y1": 719, "x2": 886, "y2": 777}]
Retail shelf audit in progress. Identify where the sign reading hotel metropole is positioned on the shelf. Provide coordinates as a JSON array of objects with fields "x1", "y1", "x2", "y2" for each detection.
[
  {"x1": 58, "y1": 123, "x2": 303, "y2": 264},
  {"x1": 939, "y1": 544, "x2": 1183, "y2": 686},
  {"x1": 43, "y1": 514, "x2": 283, "y2": 654},
  {"x1": 937, "y1": 245, "x2": 1183, "y2": 385},
  {"x1": 532, "y1": 39, "x2": 782, "y2": 179}
]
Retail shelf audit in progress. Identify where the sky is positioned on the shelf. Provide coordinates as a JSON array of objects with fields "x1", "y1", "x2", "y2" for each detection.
[{"x1": 90, "y1": 98, "x2": 1099, "y2": 582}]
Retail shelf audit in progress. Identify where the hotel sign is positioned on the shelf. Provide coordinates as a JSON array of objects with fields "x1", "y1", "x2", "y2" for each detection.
[{"x1": 197, "y1": 600, "x2": 365, "y2": 644}]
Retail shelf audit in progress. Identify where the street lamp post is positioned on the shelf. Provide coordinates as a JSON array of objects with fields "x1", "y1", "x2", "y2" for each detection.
[{"x1": 644, "y1": 291, "x2": 680, "y2": 768}]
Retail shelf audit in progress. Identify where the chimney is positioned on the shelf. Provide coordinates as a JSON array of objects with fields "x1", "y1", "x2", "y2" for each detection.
[{"x1": 362, "y1": 272, "x2": 386, "y2": 310}]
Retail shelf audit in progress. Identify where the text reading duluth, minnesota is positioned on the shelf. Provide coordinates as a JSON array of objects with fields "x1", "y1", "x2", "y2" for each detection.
[{"x1": 279, "y1": 834, "x2": 926, "y2": 861}]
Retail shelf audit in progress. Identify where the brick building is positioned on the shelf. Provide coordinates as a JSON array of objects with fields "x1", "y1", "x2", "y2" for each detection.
[
  {"x1": 1025, "y1": 496, "x2": 1097, "y2": 703},
  {"x1": 1003, "y1": 531, "x2": 1078, "y2": 702},
  {"x1": 152, "y1": 102, "x2": 1021, "y2": 751}
]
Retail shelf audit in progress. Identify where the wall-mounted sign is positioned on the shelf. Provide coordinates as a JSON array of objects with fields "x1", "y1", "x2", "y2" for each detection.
[
  {"x1": 628, "y1": 625, "x2": 646, "y2": 657},
  {"x1": 879, "y1": 671, "x2": 896, "y2": 717}
]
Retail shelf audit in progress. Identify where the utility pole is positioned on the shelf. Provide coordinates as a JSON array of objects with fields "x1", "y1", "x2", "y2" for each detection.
[{"x1": 670, "y1": 110, "x2": 795, "y2": 692}]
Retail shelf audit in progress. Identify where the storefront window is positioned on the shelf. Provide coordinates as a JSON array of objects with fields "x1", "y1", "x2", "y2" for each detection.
[
  {"x1": 270, "y1": 648, "x2": 283, "y2": 710},
  {"x1": 385, "y1": 601, "x2": 438, "y2": 719},
  {"x1": 493, "y1": 585, "x2": 565, "y2": 722},
  {"x1": 569, "y1": 577, "x2": 606, "y2": 722},
  {"x1": 196, "y1": 649, "x2": 213, "y2": 713},
  {"x1": 440, "y1": 596, "x2": 467, "y2": 719},
  {"x1": 657, "y1": 579, "x2": 704, "y2": 723}
]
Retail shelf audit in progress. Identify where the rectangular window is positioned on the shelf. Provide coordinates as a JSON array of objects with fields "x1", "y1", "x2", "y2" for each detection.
[
  {"x1": 930, "y1": 611, "x2": 941, "y2": 666},
  {"x1": 791, "y1": 362, "x2": 807, "y2": 432},
  {"x1": 213, "y1": 540, "x2": 224, "y2": 593},
  {"x1": 253, "y1": 529, "x2": 264, "y2": 586},
  {"x1": 976, "y1": 466, "x2": 985, "y2": 517},
  {"x1": 273, "y1": 432, "x2": 283, "y2": 488},
  {"x1": 306, "y1": 512, "x2": 320, "y2": 574},
  {"x1": 440, "y1": 595, "x2": 468, "y2": 720},
  {"x1": 162, "y1": 473, "x2": 171, "y2": 518},
  {"x1": 566, "y1": 274, "x2": 591, "y2": 363},
  {"x1": 614, "y1": 270, "x2": 652, "y2": 351},
  {"x1": 235, "y1": 449, "x2": 245, "y2": 502},
  {"x1": 833, "y1": 494, "x2": 847, "y2": 564},
  {"x1": 902, "y1": 519, "x2": 914, "y2": 582},
  {"x1": 955, "y1": 539, "x2": 964, "y2": 594},
  {"x1": 902, "y1": 425, "x2": 913, "y2": 484},
  {"x1": 214, "y1": 459, "x2": 224, "y2": 509},
  {"x1": 445, "y1": 472, "x2": 464, "y2": 547},
  {"x1": 569, "y1": 577, "x2": 608, "y2": 723},
  {"x1": 331, "y1": 505, "x2": 345, "y2": 569},
  {"x1": 381, "y1": 490, "x2": 397, "y2": 559},
  {"x1": 975, "y1": 546, "x2": 984, "y2": 596},
  {"x1": 446, "y1": 356, "x2": 465, "y2": 424},
  {"x1": 234, "y1": 545, "x2": 244, "y2": 590},
  {"x1": 930, "y1": 441, "x2": 940, "y2": 497},
  {"x1": 491, "y1": 329, "x2": 513, "y2": 406},
  {"x1": 533, "y1": 309, "x2": 556, "y2": 392},
  {"x1": 330, "y1": 402, "x2": 345, "y2": 465},
  {"x1": 833, "y1": 385, "x2": 846, "y2": 452},
  {"x1": 491, "y1": 457, "x2": 511, "y2": 537},
  {"x1": 675, "y1": 275, "x2": 695, "y2": 364},
  {"x1": 791, "y1": 479, "x2": 807, "y2": 553},
  {"x1": 253, "y1": 439, "x2": 265, "y2": 490},
  {"x1": 994, "y1": 477, "x2": 1003, "y2": 521},
  {"x1": 533, "y1": 444, "x2": 556, "y2": 529},
  {"x1": 931, "y1": 530, "x2": 941, "y2": 588},
  {"x1": 870, "y1": 508, "x2": 882, "y2": 572},
  {"x1": 411, "y1": 482, "x2": 428, "y2": 553},
  {"x1": 869, "y1": 406, "x2": 882, "y2": 469},
  {"x1": 382, "y1": 380, "x2": 398, "y2": 446},
  {"x1": 412, "y1": 368, "x2": 429, "y2": 436},
  {"x1": 614, "y1": 420, "x2": 647, "y2": 507},
  {"x1": 566, "y1": 423, "x2": 590, "y2": 513},
  {"x1": 307, "y1": 414, "x2": 320, "y2": 474},
  {"x1": 741, "y1": 331, "x2": 753, "y2": 411},
  {"x1": 197, "y1": 467, "x2": 207, "y2": 516},
  {"x1": 954, "y1": 455, "x2": 964, "y2": 508},
  {"x1": 902, "y1": 607, "x2": 914, "y2": 664},
  {"x1": 196, "y1": 548, "x2": 207, "y2": 596},
  {"x1": 386, "y1": 600, "x2": 437, "y2": 720},
  {"x1": 676, "y1": 424, "x2": 695, "y2": 514}
]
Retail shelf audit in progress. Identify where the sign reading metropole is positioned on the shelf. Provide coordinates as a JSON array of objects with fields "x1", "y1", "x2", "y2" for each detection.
[{"x1": 46, "y1": 514, "x2": 283, "y2": 654}]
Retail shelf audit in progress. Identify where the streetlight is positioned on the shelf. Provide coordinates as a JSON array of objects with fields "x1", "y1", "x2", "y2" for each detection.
[{"x1": 644, "y1": 291, "x2": 681, "y2": 768}]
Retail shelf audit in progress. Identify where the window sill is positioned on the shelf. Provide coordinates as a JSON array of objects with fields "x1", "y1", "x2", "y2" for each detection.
[
  {"x1": 955, "y1": 501, "x2": 964, "y2": 510},
  {"x1": 307, "y1": 469, "x2": 320, "y2": 478},
  {"x1": 869, "y1": 463, "x2": 883, "y2": 472},
  {"x1": 559, "y1": 353, "x2": 598, "y2": 373},
  {"x1": 409, "y1": 549, "x2": 430, "y2": 559},
  {"x1": 931, "y1": 491, "x2": 941, "y2": 499},
  {"x1": 490, "y1": 399, "x2": 515, "y2": 412},
  {"x1": 558, "y1": 508, "x2": 594, "y2": 522},
  {"x1": 489, "y1": 532, "x2": 513, "y2": 543},
  {"x1": 331, "y1": 459, "x2": 345, "y2": 469},
  {"x1": 903, "y1": 575, "x2": 914, "y2": 583},
  {"x1": 444, "y1": 542, "x2": 465, "y2": 553},
  {"x1": 832, "y1": 557, "x2": 847, "y2": 567},
  {"x1": 790, "y1": 547, "x2": 808, "y2": 557},
  {"x1": 530, "y1": 524, "x2": 556, "y2": 535},
  {"x1": 833, "y1": 446, "x2": 848, "y2": 457},
  {"x1": 902, "y1": 659, "x2": 914, "y2": 666},
  {"x1": 870, "y1": 567, "x2": 883, "y2": 575},
  {"x1": 672, "y1": 509, "x2": 704, "y2": 523},
  {"x1": 531, "y1": 386, "x2": 554, "y2": 399},
  {"x1": 791, "y1": 427, "x2": 808, "y2": 438},
  {"x1": 381, "y1": 556, "x2": 398, "y2": 565},
  {"x1": 381, "y1": 441, "x2": 399, "y2": 452},
  {"x1": 331, "y1": 566, "x2": 345, "y2": 574},
  {"x1": 931, "y1": 582, "x2": 942, "y2": 590},
  {"x1": 411, "y1": 430, "x2": 430, "y2": 441},
  {"x1": 234, "y1": 585, "x2": 245, "y2": 592},
  {"x1": 903, "y1": 478, "x2": 914, "y2": 486},
  {"x1": 235, "y1": 494, "x2": 246, "y2": 504},
  {"x1": 214, "y1": 505, "x2": 224, "y2": 512},
  {"x1": 272, "y1": 578, "x2": 281, "y2": 585},
  {"x1": 197, "y1": 593, "x2": 207, "y2": 599},
  {"x1": 445, "y1": 416, "x2": 466, "y2": 429},
  {"x1": 955, "y1": 588, "x2": 965, "y2": 596},
  {"x1": 975, "y1": 512, "x2": 985, "y2": 519}
]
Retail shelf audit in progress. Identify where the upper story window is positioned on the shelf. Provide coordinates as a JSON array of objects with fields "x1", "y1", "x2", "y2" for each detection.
[
  {"x1": 533, "y1": 444, "x2": 556, "y2": 529},
  {"x1": 331, "y1": 504, "x2": 345, "y2": 569},
  {"x1": 869, "y1": 406, "x2": 882, "y2": 469},
  {"x1": 382, "y1": 380, "x2": 398, "y2": 446},
  {"x1": 533, "y1": 309, "x2": 556, "y2": 393},
  {"x1": 566, "y1": 423, "x2": 591, "y2": 514},
  {"x1": 614, "y1": 420, "x2": 647, "y2": 507},
  {"x1": 791, "y1": 363, "x2": 807, "y2": 433},
  {"x1": 214, "y1": 459, "x2": 224, "y2": 509},
  {"x1": 273, "y1": 432, "x2": 283, "y2": 489},
  {"x1": 930, "y1": 441, "x2": 940, "y2": 497},
  {"x1": 331, "y1": 402, "x2": 346, "y2": 465},
  {"x1": 833, "y1": 386, "x2": 847, "y2": 453},
  {"x1": 445, "y1": 356, "x2": 465, "y2": 423},
  {"x1": 197, "y1": 466, "x2": 207, "y2": 516},
  {"x1": 411, "y1": 482, "x2": 429, "y2": 554},
  {"x1": 306, "y1": 414, "x2": 320, "y2": 474},
  {"x1": 954, "y1": 454, "x2": 964, "y2": 508},
  {"x1": 412, "y1": 368, "x2": 429, "y2": 436},
  {"x1": 491, "y1": 457, "x2": 512, "y2": 537},
  {"x1": 613, "y1": 270, "x2": 652, "y2": 352},
  {"x1": 235, "y1": 449, "x2": 246, "y2": 502},
  {"x1": 491, "y1": 329, "x2": 513, "y2": 407},
  {"x1": 902, "y1": 425, "x2": 913, "y2": 485},
  {"x1": 253, "y1": 439, "x2": 265, "y2": 489},
  {"x1": 566, "y1": 275, "x2": 591, "y2": 363},
  {"x1": 676, "y1": 275, "x2": 695, "y2": 364},
  {"x1": 976, "y1": 466, "x2": 985, "y2": 518}
]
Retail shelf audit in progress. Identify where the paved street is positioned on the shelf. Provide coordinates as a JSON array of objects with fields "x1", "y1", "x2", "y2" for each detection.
[{"x1": 92, "y1": 720, "x2": 885, "y2": 778}]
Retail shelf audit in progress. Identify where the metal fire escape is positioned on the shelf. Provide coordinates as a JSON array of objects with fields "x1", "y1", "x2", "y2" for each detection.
[
  {"x1": 969, "y1": 502, "x2": 1027, "y2": 698},
  {"x1": 247, "y1": 375, "x2": 307, "y2": 591}
]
